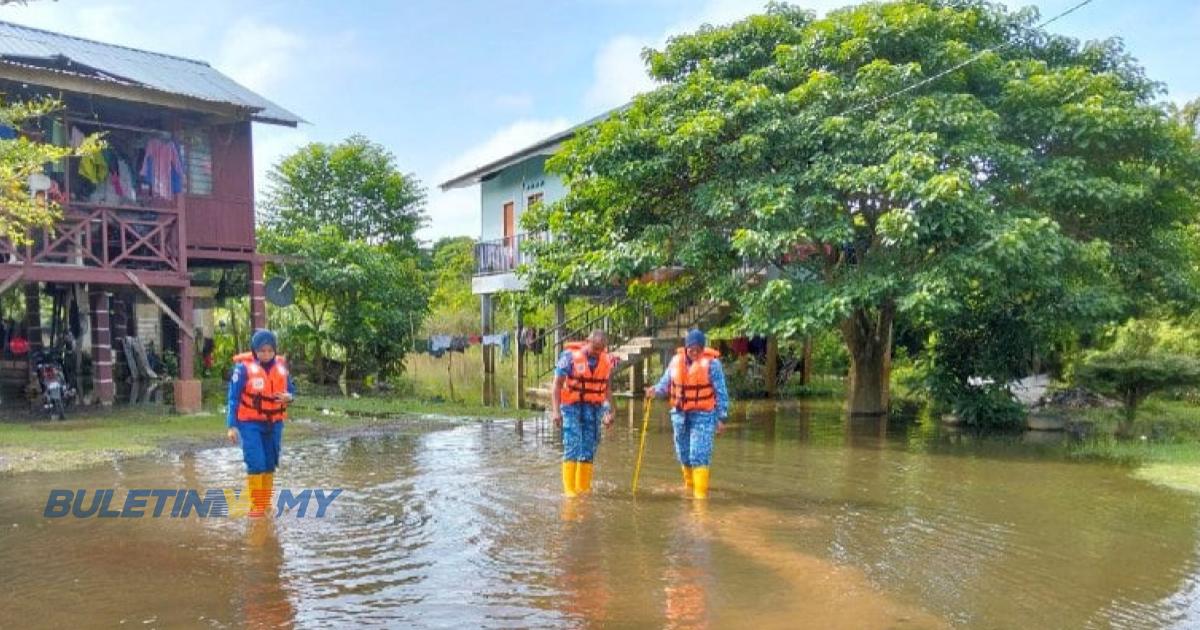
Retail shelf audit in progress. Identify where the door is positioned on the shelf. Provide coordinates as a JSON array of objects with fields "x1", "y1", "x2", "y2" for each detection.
[{"x1": 502, "y1": 201, "x2": 515, "y2": 269}]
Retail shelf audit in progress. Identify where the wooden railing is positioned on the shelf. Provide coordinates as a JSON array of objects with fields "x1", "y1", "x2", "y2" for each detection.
[{"x1": 0, "y1": 203, "x2": 181, "y2": 272}]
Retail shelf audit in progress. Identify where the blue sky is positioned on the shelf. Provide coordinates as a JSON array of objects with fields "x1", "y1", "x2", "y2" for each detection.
[{"x1": 3, "y1": 0, "x2": 1196, "y2": 242}]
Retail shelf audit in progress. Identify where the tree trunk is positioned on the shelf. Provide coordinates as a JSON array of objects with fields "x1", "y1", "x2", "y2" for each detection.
[{"x1": 840, "y1": 303, "x2": 894, "y2": 416}]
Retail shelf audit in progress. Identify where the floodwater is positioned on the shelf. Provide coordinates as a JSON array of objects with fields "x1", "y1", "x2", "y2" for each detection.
[{"x1": 3, "y1": 400, "x2": 1200, "y2": 629}]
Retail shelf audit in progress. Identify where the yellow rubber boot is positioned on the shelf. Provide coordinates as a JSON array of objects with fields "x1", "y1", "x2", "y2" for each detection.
[
  {"x1": 262, "y1": 472, "x2": 275, "y2": 516},
  {"x1": 247, "y1": 474, "x2": 266, "y2": 517},
  {"x1": 681, "y1": 466, "x2": 693, "y2": 489},
  {"x1": 576, "y1": 462, "x2": 594, "y2": 494},
  {"x1": 562, "y1": 461, "x2": 579, "y2": 497},
  {"x1": 692, "y1": 467, "x2": 710, "y2": 500}
]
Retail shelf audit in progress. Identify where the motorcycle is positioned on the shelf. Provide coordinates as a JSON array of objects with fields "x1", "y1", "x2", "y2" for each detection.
[{"x1": 33, "y1": 346, "x2": 74, "y2": 420}]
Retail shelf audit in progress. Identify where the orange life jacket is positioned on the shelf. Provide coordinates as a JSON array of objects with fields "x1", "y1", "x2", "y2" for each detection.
[
  {"x1": 669, "y1": 347, "x2": 720, "y2": 412},
  {"x1": 559, "y1": 341, "x2": 611, "y2": 405},
  {"x1": 234, "y1": 352, "x2": 290, "y2": 422}
]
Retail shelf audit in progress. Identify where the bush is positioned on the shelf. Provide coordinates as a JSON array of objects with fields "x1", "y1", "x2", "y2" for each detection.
[
  {"x1": 950, "y1": 385, "x2": 1027, "y2": 428},
  {"x1": 1078, "y1": 353, "x2": 1200, "y2": 421}
]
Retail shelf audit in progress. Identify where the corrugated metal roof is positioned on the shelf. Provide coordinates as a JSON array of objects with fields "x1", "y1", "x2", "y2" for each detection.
[
  {"x1": 439, "y1": 105, "x2": 630, "y2": 190},
  {"x1": 0, "y1": 20, "x2": 302, "y2": 126}
]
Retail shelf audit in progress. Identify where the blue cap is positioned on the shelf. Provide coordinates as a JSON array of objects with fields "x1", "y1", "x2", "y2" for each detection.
[
  {"x1": 250, "y1": 329, "x2": 278, "y2": 352},
  {"x1": 685, "y1": 329, "x2": 706, "y2": 348}
]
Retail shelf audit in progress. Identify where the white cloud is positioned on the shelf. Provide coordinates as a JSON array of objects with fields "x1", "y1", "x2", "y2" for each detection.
[
  {"x1": 419, "y1": 118, "x2": 571, "y2": 242},
  {"x1": 584, "y1": 35, "x2": 657, "y2": 110},
  {"x1": 217, "y1": 18, "x2": 303, "y2": 95},
  {"x1": 583, "y1": 0, "x2": 848, "y2": 109}
]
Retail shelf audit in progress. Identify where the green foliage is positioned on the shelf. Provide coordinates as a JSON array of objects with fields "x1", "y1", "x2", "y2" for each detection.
[
  {"x1": 259, "y1": 226, "x2": 428, "y2": 380},
  {"x1": 809, "y1": 330, "x2": 850, "y2": 375},
  {"x1": 422, "y1": 236, "x2": 478, "y2": 335},
  {"x1": 521, "y1": 1, "x2": 1200, "y2": 415},
  {"x1": 258, "y1": 136, "x2": 430, "y2": 381},
  {"x1": 0, "y1": 97, "x2": 103, "y2": 245},
  {"x1": 1078, "y1": 352, "x2": 1200, "y2": 420},
  {"x1": 263, "y1": 134, "x2": 426, "y2": 253},
  {"x1": 1075, "y1": 317, "x2": 1200, "y2": 417}
]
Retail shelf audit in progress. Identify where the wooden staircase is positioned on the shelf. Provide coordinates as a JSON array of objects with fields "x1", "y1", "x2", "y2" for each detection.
[{"x1": 526, "y1": 300, "x2": 733, "y2": 403}]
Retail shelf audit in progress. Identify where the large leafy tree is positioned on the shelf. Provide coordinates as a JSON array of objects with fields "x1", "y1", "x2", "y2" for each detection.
[
  {"x1": 260, "y1": 137, "x2": 430, "y2": 381},
  {"x1": 263, "y1": 134, "x2": 426, "y2": 253},
  {"x1": 259, "y1": 226, "x2": 428, "y2": 381},
  {"x1": 523, "y1": 1, "x2": 1200, "y2": 415}
]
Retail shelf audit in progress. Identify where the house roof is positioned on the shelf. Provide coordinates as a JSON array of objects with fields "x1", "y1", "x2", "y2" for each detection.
[
  {"x1": 0, "y1": 20, "x2": 303, "y2": 126},
  {"x1": 439, "y1": 105, "x2": 627, "y2": 191}
]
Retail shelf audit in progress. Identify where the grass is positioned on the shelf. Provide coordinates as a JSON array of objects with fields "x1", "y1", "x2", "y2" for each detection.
[
  {"x1": 1063, "y1": 398, "x2": 1200, "y2": 493},
  {"x1": 292, "y1": 393, "x2": 540, "y2": 420},
  {"x1": 0, "y1": 385, "x2": 539, "y2": 475}
]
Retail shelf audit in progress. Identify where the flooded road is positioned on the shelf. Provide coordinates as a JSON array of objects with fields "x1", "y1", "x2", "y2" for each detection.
[{"x1": 3, "y1": 400, "x2": 1200, "y2": 628}]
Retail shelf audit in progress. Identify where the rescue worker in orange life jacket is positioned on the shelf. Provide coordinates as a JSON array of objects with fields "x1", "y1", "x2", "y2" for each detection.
[
  {"x1": 225, "y1": 329, "x2": 295, "y2": 517},
  {"x1": 551, "y1": 329, "x2": 615, "y2": 497},
  {"x1": 645, "y1": 329, "x2": 729, "y2": 499}
]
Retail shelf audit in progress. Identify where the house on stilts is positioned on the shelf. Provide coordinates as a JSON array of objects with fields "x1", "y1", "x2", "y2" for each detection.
[{"x1": 0, "y1": 20, "x2": 302, "y2": 411}]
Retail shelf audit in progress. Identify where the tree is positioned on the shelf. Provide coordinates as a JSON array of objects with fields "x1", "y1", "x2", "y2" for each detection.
[
  {"x1": 0, "y1": 98, "x2": 102, "y2": 244},
  {"x1": 1079, "y1": 353, "x2": 1200, "y2": 422},
  {"x1": 422, "y1": 236, "x2": 478, "y2": 335},
  {"x1": 523, "y1": 1, "x2": 1200, "y2": 415},
  {"x1": 259, "y1": 137, "x2": 430, "y2": 381},
  {"x1": 259, "y1": 226, "x2": 428, "y2": 381},
  {"x1": 263, "y1": 134, "x2": 426, "y2": 253}
]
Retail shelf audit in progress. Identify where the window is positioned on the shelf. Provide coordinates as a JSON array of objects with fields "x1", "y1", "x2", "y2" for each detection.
[
  {"x1": 527, "y1": 192, "x2": 543, "y2": 210},
  {"x1": 184, "y1": 129, "x2": 213, "y2": 196}
]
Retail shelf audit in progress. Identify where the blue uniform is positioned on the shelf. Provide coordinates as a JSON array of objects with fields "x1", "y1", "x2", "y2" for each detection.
[
  {"x1": 555, "y1": 350, "x2": 609, "y2": 462},
  {"x1": 653, "y1": 358, "x2": 729, "y2": 467},
  {"x1": 227, "y1": 359, "x2": 295, "y2": 474}
]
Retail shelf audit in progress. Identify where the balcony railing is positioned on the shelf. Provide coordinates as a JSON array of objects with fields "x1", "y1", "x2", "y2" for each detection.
[
  {"x1": 0, "y1": 202, "x2": 181, "y2": 272},
  {"x1": 474, "y1": 232, "x2": 543, "y2": 276}
]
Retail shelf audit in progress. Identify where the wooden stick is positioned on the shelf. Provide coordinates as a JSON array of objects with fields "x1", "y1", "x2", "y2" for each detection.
[
  {"x1": 0, "y1": 269, "x2": 25, "y2": 297},
  {"x1": 122, "y1": 270, "x2": 195, "y2": 339}
]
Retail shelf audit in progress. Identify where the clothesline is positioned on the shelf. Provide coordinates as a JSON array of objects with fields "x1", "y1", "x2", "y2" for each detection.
[{"x1": 416, "y1": 328, "x2": 551, "y2": 359}]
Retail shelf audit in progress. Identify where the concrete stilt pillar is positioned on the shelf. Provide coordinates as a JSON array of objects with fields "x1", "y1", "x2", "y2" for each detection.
[
  {"x1": 89, "y1": 291, "x2": 116, "y2": 406},
  {"x1": 515, "y1": 304, "x2": 525, "y2": 408},
  {"x1": 481, "y1": 293, "x2": 495, "y2": 375},
  {"x1": 174, "y1": 292, "x2": 201, "y2": 413},
  {"x1": 630, "y1": 354, "x2": 645, "y2": 395}
]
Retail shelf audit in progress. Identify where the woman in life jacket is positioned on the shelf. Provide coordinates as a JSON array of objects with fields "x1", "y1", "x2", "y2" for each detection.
[{"x1": 225, "y1": 329, "x2": 295, "y2": 517}]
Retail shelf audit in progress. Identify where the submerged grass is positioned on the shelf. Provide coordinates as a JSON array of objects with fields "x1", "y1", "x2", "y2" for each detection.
[{"x1": 1063, "y1": 398, "x2": 1200, "y2": 493}]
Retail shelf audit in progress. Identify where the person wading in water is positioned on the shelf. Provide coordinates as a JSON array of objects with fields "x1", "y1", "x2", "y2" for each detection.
[
  {"x1": 646, "y1": 329, "x2": 729, "y2": 499},
  {"x1": 551, "y1": 329, "x2": 615, "y2": 497},
  {"x1": 226, "y1": 329, "x2": 295, "y2": 517}
]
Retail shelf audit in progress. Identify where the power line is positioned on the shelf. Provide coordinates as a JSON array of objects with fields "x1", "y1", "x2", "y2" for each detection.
[{"x1": 843, "y1": 0, "x2": 1098, "y2": 115}]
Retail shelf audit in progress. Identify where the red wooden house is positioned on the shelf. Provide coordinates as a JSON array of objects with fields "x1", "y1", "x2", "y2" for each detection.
[{"x1": 0, "y1": 21, "x2": 302, "y2": 410}]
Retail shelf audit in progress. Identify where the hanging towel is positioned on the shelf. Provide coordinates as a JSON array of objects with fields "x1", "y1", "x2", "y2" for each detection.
[{"x1": 430, "y1": 335, "x2": 452, "y2": 353}]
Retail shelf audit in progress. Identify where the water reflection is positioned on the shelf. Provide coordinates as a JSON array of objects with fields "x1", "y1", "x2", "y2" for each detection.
[
  {"x1": 1, "y1": 400, "x2": 1200, "y2": 628},
  {"x1": 242, "y1": 519, "x2": 296, "y2": 628}
]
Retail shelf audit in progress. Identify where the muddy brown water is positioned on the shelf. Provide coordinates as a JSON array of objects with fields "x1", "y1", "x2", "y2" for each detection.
[{"x1": 2, "y1": 399, "x2": 1200, "y2": 629}]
